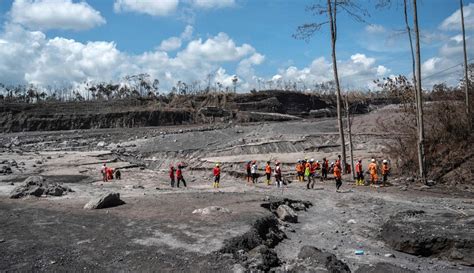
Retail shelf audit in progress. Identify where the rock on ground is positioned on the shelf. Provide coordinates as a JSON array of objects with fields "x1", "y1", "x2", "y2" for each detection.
[
  {"x1": 9, "y1": 176, "x2": 72, "y2": 199},
  {"x1": 192, "y1": 206, "x2": 231, "y2": 215},
  {"x1": 276, "y1": 205, "x2": 298, "y2": 223},
  {"x1": 84, "y1": 192, "x2": 125, "y2": 210},
  {"x1": 288, "y1": 245, "x2": 350, "y2": 273},
  {"x1": 381, "y1": 210, "x2": 474, "y2": 266}
]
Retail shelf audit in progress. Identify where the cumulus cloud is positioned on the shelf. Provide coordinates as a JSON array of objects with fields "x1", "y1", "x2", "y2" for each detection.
[
  {"x1": 272, "y1": 54, "x2": 390, "y2": 90},
  {"x1": 113, "y1": 0, "x2": 179, "y2": 16},
  {"x1": 10, "y1": 0, "x2": 105, "y2": 31},
  {"x1": 440, "y1": 3, "x2": 474, "y2": 31},
  {"x1": 365, "y1": 24, "x2": 385, "y2": 34},
  {"x1": 0, "y1": 24, "x2": 262, "y2": 91},
  {"x1": 190, "y1": 0, "x2": 236, "y2": 9},
  {"x1": 157, "y1": 25, "x2": 194, "y2": 51}
]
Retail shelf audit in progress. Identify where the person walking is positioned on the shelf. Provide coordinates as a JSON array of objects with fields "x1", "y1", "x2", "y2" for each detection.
[
  {"x1": 265, "y1": 161, "x2": 272, "y2": 185},
  {"x1": 321, "y1": 158, "x2": 328, "y2": 181},
  {"x1": 355, "y1": 160, "x2": 364, "y2": 186},
  {"x1": 334, "y1": 163, "x2": 342, "y2": 192},
  {"x1": 307, "y1": 159, "x2": 316, "y2": 189},
  {"x1": 101, "y1": 163, "x2": 108, "y2": 182},
  {"x1": 382, "y1": 160, "x2": 390, "y2": 187},
  {"x1": 274, "y1": 161, "x2": 282, "y2": 188},
  {"x1": 169, "y1": 165, "x2": 176, "y2": 187},
  {"x1": 368, "y1": 159, "x2": 378, "y2": 185},
  {"x1": 296, "y1": 160, "x2": 304, "y2": 182},
  {"x1": 176, "y1": 164, "x2": 186, "y2": 188},
  {"x1": 251, "y1": 161, "x2": 258, "y2": 184},
  {"x1": 213, "y1": 163, "x2": 221, "y2": 188},
  {"x1": 245, "y1": 161, "x2": 252, "y2": 183}
]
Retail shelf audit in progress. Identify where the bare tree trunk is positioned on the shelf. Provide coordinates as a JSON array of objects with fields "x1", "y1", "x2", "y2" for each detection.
[
  {"x1": 345, "y1": 95, "x2": 355, "y2": 179},
  {"x1": 404, "y1": 0, "x2": 419, "y2": 125},
  {"x1": 328, "y1": 0, "x2": 347, "y2": 172},
  {"x1": 412, "y1": 0, "x2": 426, "y2": 182},
  {"x1": 460, "y1": 0, "x2": 471, "y2": 132}
]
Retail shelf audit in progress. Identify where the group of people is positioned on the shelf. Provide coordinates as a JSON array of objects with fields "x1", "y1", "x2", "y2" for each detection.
[
  {"x1": 100, "y1": 163, "x2": 121, "y2": 182},
  {"x1": 169, "y1": 163, "x2": 187, "y2": 188},
  {"x1": 102, "y1": 156, "x2": 391, "y2": 191},
  {"x1": 245, "y1": 160, "x2": 284, "y2": 187}
]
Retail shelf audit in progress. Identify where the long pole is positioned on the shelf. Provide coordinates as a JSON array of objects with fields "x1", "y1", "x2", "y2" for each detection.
[
  {"x1": 327, "y1": 0, "x2": 347, "y2": 173},
  {"x1": 345, "y1": 95, "x2": 355, "y2": 179},
  {"x1": 460, "y1": 0, "x2": 471, "y2": 132},
  {"x1": 403, "y1": 0, "x2": 419, "y2": 126},
  {"x1": 413, "y1": 0, "x2": 426, "y2": 183}
]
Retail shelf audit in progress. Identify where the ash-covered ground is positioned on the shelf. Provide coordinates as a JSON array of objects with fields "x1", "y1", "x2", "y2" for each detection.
[{"x1": 0, "y1": 105, "x2": 473, "y2": 272}]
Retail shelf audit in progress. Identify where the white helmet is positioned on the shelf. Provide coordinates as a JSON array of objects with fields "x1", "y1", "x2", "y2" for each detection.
[
  {"x1": 371, "y1": 159, "x2": 376, "y2": 163},
  {"x1": 310, "y1": 158, "x2": 314, "y2": 162},
  {"x1": 383, "y1": 160, "x2": 388, "y2": 164},
  {"x1": 316, "y1": 160, "x2": 320, "y2": 163}
]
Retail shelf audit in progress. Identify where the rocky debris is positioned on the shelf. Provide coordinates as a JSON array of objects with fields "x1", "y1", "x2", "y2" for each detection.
[
  {"x1": 426, "y1": 180, "x2": 436, "y2": 186},
  {"x1": 221, "y1": 216, "x2": 286, "y2": 254},
  {"x1": 355, "y1": 262, "x2": 414, "y2": 273},
  {"x1": 192, "y1": 206, "x2": 231, "y2": 215},
  {"x1": 1, "y1": 165, "x2": 13, "y2": 174},
  {"x1": 132, "y1": 185, "x2": 145, "y2": 189},
  {"x1": 276, "y1": 205, "x2": 298, "y2": 223},
  {"x1": 381, "y1": 210, "x2": 474, "y2": 266},
  {"x1": 261, "y1": 198, "x2": 312, "y2": 212},
  {"x1": 97, "y1": 141, "x2": 106, "y2": 148},
  {"x1": 9, "y1": 176, "x2": 73, "y2": 199},
  {"x1": 83, "y1": 192, "x2": 125, "y2": 210},
  {"x1": 285, "y1": 245, "x2": 350, "y2": 273},
  {"x1": 244, "y1": 245, "x2": 280, "y2": 271}
]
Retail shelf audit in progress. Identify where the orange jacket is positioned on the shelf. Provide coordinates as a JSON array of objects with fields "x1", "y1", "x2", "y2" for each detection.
[
  {"x1": 265, "y1": 165, "x2": 272, "y2": 174},
  {"x1": 355, "y1": 163, "x2": 362, "y2": 173},
  {"x1": 333, "y1": 165, "x2": 341, "y2": 178},
  {"x1": 382, "y1": 164, "x2": 390, "y2": 175},
  {"x1": 296, "y1": 163, "x2": 303, "y2": 172},
  {"x1": 368, "y1": 163, "x2": 378, "y2": 175},
  {"x1": 305, "y1": 162, "x2": 311, "y2": 172}
]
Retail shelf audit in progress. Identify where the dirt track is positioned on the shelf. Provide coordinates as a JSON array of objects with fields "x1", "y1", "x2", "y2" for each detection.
[{"x1": 0, "y1": 106, "x2": 473, "y2": 272}]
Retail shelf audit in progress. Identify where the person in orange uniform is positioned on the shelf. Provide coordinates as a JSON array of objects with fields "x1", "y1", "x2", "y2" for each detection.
[
  {"x1": 213, "y1": 163, "x2": 221, "y2": 188},
  {"x1": 382, "y1": 160, "x2": 390, "y2": 186},
  {"x1": 368, "y1": 159, "x2": 378, "y2": 185},
  {"x1": 334, "y1": 163, "x2": 342, "y2": 192},
  {"x1": 176, "y1": 164, "x2": 186, "y2": 188},
  {"x1": 296, "y1": 160, "x2": 304, "y2": 182},
  {"x1": 355, "y1": 159, "x2": 364, "y2": 186},
  {"x1": 265, "y1": 161, "x2": 272, "y2": 185}
]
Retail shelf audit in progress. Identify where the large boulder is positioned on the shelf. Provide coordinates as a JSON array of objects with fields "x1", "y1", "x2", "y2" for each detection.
[
  {"x1": 10, "y1": 176, "x2": 72, "y2": 199},
  {"x1": 381, "y1": 210, "x2": 474, "y2": 266},
  {"x1": 276, "y1": 205, "x2": 298, "y2": 223},
  {"x1": 84, "y1": 192, "x2": 125, "y2": 210}
]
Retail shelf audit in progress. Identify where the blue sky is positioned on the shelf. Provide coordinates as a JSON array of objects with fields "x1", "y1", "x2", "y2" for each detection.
[{"x1": 0, "y1": 0, "x2": 473, "y2": 91}]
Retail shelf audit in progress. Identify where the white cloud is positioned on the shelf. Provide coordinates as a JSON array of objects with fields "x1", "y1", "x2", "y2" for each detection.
[
  {"x1": 158, "y1": 37, "x2": 182, "y2": 51},
  {"x1": 157, "y1": 25, "x2": 194, "y2": 51},
  {"x1": 113, "y1": 0, "x2": 179, "y2": 16},
  {"x1": 440, "y1": 3, "x2": 474, "y2": 31},
  {"x1": 365, "y1": 24, "x2": 385, "y2": 34},
  {"x1": 450, "y1": 34, "x2": 464, "y2": 43},
  {"x1": 190, "y1": 0, "x2": 235, "y2": 9},
  {"x1": 273, "y1": 54, "x2": 390, "y2": 90},
  {"x1": 10, "y1": 0, "x2": 105, "y2": 31},
  {"x1": 0, "y1": 24, "x2": 262, "y2": 91}
]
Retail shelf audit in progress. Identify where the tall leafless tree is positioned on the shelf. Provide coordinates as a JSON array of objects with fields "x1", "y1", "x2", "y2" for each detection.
[
  {"x1": 412, "y1": 0, "x2": 426, "y2": 182},
  {"x1": 294, "y1": 0, "x2": 369, "y2": 171},
  {"x1": 460, "y1": 0, "x2": 471, "y2": 132}
]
